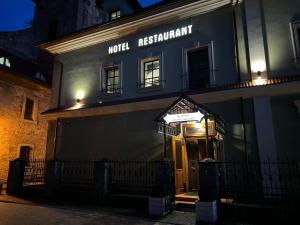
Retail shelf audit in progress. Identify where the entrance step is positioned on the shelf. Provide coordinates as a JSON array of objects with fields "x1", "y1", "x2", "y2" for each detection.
[{"x1": 176, "y1": 193, "x2": 199, "y2": 203}]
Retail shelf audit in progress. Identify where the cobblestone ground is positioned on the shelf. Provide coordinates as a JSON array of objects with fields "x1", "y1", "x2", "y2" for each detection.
[{"x1": 0, "y1": 202, "x2": 197, "y2": 225}]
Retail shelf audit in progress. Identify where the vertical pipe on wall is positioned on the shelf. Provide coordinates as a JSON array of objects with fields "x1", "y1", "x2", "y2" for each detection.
[
  {"x1": 163, "y1": 122, "x2": 167, "y2": 158},
  {"x1": 205, "y1": 116, "x2": 209, "y2": 158}
]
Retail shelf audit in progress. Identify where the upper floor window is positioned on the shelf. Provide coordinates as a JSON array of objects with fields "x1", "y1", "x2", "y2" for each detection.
[
  {"x1": 187, "y1": 46, "x2": 211, "y2": 90},
  {"x1": 24, "y1": 98, "x2": 35, "y2": 120},
  {"x1": 143, "y1": 59, "x2": 160, "y2": 88},
  {"x1": 35, "y1": 72, "x2": 46, "y2": 82},
  {"x1": 109, "y1": 9, "x2": 120, "y2": 21},
  {"x1": 0, "y1": 57, "x2": 11, "y2": 68},
  {"x1": 291, "y1": 21, "x2": 300, "y2": 62},
  {"x1": 105, "y1": 67, "x2": 120, "y2": 94}
]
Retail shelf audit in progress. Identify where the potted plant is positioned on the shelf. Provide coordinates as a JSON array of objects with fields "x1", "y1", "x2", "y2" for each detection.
[{"x1": 148, "y1": 185, "x2": 171, "y2": 216}]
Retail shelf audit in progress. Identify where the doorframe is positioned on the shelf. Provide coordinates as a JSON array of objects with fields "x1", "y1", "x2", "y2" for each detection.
[
  {"x1": 172, "y1": 135, "x2": 188, "y2": 194},
  {"x1": 181, "y1": 41, "x2": 215, "y2": 90}
]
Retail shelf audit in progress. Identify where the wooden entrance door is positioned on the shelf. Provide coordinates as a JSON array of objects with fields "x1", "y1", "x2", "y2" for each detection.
[
  {"x1": 186, "y1": 140, "x2": 200, "y2": 192},
  {"x1": 172, "y1": 137, "x2": 186, "y2": 194}
]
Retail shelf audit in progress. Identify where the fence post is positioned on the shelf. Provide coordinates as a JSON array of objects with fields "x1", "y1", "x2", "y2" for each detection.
[
  {"x1": 6, "y1": 159, "x2": 25, "y2": 195},
  {"x1": 45, "y1": 160, "x2": 61, "y2": 198},
  {"x1": 94, "y1": 160, "x2": 110, "y2": 202}
]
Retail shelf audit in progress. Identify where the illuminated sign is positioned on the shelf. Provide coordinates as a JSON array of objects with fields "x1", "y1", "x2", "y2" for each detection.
[
  {"x1": 163, "y1": 111, "x2": 204, "y2": 124},
  {"x1": 108, "y1": 42, "x2": 130, "y2": 54},
  {"x1": 108, "y1": 25, "x2": 193, "y2": 54},
  {"x1": 138, "y1": 25, "x2": 193, "y2": 47}
]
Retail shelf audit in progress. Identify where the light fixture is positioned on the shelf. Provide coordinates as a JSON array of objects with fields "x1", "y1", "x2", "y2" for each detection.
[{"x1": 251, "y1": 60, "x2": 266, "y2": 75}]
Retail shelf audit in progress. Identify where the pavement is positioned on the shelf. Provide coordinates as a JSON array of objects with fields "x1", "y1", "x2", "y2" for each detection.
[{"x1": 0, "y1": 189, "x2": 198, "y2": 225}]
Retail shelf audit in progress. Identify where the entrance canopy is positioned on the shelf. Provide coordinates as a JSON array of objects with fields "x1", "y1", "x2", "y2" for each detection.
[{"x1": 155, "y1": 95, "x2": 225, "y2": 136}]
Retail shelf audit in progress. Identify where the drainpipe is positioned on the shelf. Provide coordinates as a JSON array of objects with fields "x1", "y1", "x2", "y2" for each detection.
[
  {"x1": 232, "y1": 1, "x2": 248, "y2": 163},
  {"x1": 53, "y1": 61, "x2": 63, "y2": 161}
]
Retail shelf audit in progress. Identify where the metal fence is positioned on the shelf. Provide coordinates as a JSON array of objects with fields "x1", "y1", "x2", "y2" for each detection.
[
  {"x1": 108, "y1": 160, "x2": 174, "y2": 196},
  {"x1": 23, "y1": 160, "x2": 46, "y2": 187},
  {"x1": 211, "y1": 160, "x2": 300, "y2": 201},
  {"x1": 59, "y1": 161, "x2": 95, "y2": 194}
]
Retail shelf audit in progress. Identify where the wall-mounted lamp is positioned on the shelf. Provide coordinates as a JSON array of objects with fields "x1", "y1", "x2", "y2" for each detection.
[{"x1": 251, "y1": 60, "x2": 266, "y2": 77}]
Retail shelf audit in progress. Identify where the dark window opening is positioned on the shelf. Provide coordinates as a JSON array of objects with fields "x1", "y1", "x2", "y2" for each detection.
[
  {"x1": 48, "y1": 20, "x2": 58, "y2": 41},
  {"x1": 143, "y1": 59, "x2": 160, "y2": 87},
  {"x1": 105, "y1": 67, "x2": 120, "y2": 94},
  {"x1": 188, "y1": 47, "x2": 210, "y2": 90},
  {"x1": 19, "y1": 146, "x2": 32, "y2": 166},
  {"x1": 110, "y1": 9, "x2": 120, "y2": 20},
  {"x1": 24, "y1": 98, "x2": 34, "y2": 120}
]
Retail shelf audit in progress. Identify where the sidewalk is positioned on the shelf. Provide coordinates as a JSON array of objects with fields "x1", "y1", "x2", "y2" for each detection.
[
  {"x1": 0, "y1": 191, "x2": 35, "y2": 205},
  {"x1": 0, "y1": 189, "x2": 197, "y2": 225}
]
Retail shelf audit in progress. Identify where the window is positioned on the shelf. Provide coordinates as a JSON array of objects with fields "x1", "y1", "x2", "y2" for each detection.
[
  {"x1": 19, "y1": 146, "x2": 32, "y2": 166},
  {"x1": 24, "y1": 98, "x2": 34, "y2": 120},
  {"x1": 109, "y1": 9, "x2": 120, "y2": 21},
  {"x1": 0, "y1": 57, "x2": 11, "y2": 68},
  {"x1": 187, "y1": 46, "x2": 211, "y2": 90},
  {"x1": 143, "y1": 58, "x2": 160, "y2": 88},
  {"x1": 104, "y1": 67, "x2": 120, "y2": 94},
  {"x1": 35, "y1": 72, "x2": 46, "y2": 81},
  {"x1": 292, "y1": 21, "x2": 300, "y2": 62}
]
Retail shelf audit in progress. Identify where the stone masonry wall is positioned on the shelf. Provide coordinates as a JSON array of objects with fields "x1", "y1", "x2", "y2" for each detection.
[{"x1": 0, "y1": 80, "x2": 50, "y2": 183}]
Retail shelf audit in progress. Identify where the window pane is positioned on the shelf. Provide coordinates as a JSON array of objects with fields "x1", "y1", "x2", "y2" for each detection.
[
  {"x1": 145, "y1": 70, "x2": 152, "y2": 79},
  {"x1": 114, "y1": 69, "x2": 119, "y2": 77},
  {"x1": 105, "y1": 67, "x2": 119, "y2": 93},
  {"x1": 144, "y1": 62, "x2": 153, "y2": 71},
  {"x1": 153, "y1": 60, "x2": 159, "y2": 69},
  {"x1": 114, "y1": 76, "x2": 119, "y2": 85},
  {"x1": 142, "y1": 58, "x2": 160, "y2": 87},
  {"x1": 153, "y1": 69, "x2": 159, "y2": 78},
  {"x1": 5, "y1": 58, "x2": 11, "y2": 67},
  {"x1": 24, "y1": 98, "x2": 34, "y2": 120},
  {"x1": 0, "y1": 57, "x2": 4, "y2": 65}
]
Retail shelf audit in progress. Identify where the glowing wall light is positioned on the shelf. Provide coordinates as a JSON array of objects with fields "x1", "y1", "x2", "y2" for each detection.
[
  {"x1": 75, "y1": 90, "x2": 85, "y2": 103},
  {"x1": 251, "y1": 60, "x2": 268, "y2": 86},
  {"x1": 251, "y1": 60, "x2": 266, "y2": 75}
]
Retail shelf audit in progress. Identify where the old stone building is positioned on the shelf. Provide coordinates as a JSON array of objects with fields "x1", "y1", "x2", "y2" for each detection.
[{"x1": 0, "y1": 49, "x2": 51, "y2": 183}]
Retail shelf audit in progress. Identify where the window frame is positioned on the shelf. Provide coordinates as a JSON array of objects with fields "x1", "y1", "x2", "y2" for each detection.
[
  {"x1": 21, "y1": 96, "x2": 38, "y2": 123},
  {"x1": 291, "y1": 21, "x2": 300, "y2": 63},
  {"x1": 0, "y1": 56, "x2": 11, "y2": 68},
  {"x1": 138, "y1": 53, "x2": 164, "y2": 90},
  {"x1": 101, "y1": 61, "x2": 122, "y2": 97},
  {"x1": 182, "y1": 41, "x2": 215, "y2": 90},
  {"x1": 109, "y1": 9, "x2": 121, "y2": 21}
]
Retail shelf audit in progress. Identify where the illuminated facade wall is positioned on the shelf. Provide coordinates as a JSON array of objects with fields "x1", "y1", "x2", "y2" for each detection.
[
  {"x1": 0, "y1": 77, "x2": 50, "y2": 182},
  {"x1": 44, "y1": 0, "x2": 300, "y2": 163}
]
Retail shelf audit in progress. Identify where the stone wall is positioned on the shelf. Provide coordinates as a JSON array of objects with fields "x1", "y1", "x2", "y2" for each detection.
[{"x1": 0, "y1": 79, "x2": 51, "y2": 183}]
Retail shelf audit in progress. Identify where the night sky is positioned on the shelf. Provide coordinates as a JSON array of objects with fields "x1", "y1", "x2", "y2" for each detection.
[{"x1": 0, "y1": 0, "x2": 161, "y2": 31}]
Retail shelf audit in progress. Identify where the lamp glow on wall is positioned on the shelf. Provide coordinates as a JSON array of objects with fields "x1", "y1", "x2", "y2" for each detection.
[
  {"x1": 75, "y1": 90, "x2": 85, "y2": 106},
  {"x1": 251, "y1": 60, "x2": 267, "y2": 86}
]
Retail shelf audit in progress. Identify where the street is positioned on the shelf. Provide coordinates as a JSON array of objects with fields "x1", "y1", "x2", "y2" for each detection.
[{"x1": 0, "y1": 202, "x2": 196, "y2": 225}]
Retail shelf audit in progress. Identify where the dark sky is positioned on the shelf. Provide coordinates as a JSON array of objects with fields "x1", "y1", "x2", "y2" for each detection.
[{"x1": 0, "y1": 0, "x2": 161, "y2": 31}]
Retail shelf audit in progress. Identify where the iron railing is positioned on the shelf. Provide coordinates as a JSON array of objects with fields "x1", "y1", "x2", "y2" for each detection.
[
  {"x1": 23, "y1": 160, "x2": 46, "y2": 187},
  {"x1": 107, "y1": 160, "x2": 174, "y2": 196},
  {"x1": 210, "y1": 160, "x2": 300, "y2": 201},
  {"x1": 59, "y1": 161, "x2": 95, "y2": 193}
]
